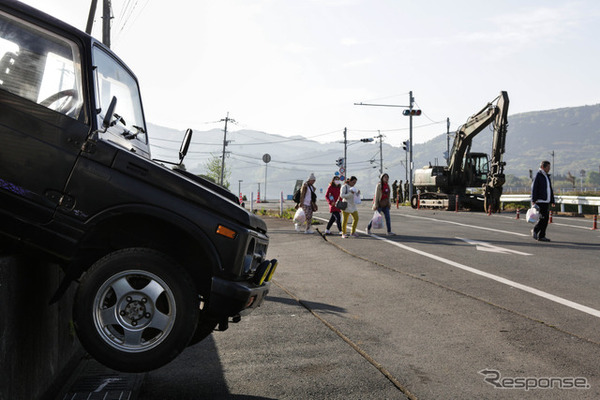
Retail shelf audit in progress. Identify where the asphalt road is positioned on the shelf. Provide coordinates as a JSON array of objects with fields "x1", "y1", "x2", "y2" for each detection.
[{"x1": 59, "y1": 201, "x2": 600, "y2": 399}]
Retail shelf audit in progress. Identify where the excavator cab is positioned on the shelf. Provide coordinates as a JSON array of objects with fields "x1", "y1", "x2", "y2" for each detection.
[{"x1": 463, "y1": 152, "x2": 490, "y2": 187}]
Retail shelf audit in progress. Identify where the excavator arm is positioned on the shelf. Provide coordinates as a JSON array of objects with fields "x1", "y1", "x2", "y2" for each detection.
[
  {"x1": 485, "y1": 91, "x2": 509, "y2": 212},
  {"x1": 447, "y1": 91, "x2": 509, "y2": 212},
  {"x1": 448, "y1": 91, "x2": 509, "y2": 181},
  {"x1": 488, "y1": 91, "x2": 510, "y2": 188}
]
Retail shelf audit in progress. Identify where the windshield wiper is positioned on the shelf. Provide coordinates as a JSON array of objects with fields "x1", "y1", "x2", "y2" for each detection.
[
  {"x1": 113, "y1": 113, "x2": 126, "y2": 127},
  {"x1": 122, "y1": 125, "x2": 146, "y2": 140}
]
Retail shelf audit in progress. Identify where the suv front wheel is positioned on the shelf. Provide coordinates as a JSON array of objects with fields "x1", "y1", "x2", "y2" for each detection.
[{"x1": 73, "y1": 248, "x2": 199, "y2": 372}]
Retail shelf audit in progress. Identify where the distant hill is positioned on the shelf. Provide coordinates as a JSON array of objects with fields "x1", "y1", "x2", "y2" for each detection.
[
  {"x1": 146, "y1": 103, "x2": 600, "y2": 199},
  {"x1": 416, "y1": 103, "x2": 600, "y2": 179}
]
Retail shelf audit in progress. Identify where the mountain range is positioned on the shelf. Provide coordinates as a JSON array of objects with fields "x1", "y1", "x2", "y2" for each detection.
[{"x1": 147, "y1": 103, "x2": 600, "y2": 200}]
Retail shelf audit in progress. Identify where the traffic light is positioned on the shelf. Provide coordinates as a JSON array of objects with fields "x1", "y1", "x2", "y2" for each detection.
[
  {"x1": 402, "y1": 109, "x2": 422, "y2": 116},
  {"x1": 402, "y1": 140, "x2": 410, "y2": 151},
  {"x1": 336, "y1": 157, "x2": 344, "y2": 167}
]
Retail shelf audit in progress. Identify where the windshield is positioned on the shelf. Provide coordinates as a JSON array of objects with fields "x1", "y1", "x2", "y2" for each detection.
[
  {"x1": 471, "y1": 154, "x2": 489, "y2": 180},
  {"x1": 93, "y1": 46, "x2": 146, "y2": 143}
]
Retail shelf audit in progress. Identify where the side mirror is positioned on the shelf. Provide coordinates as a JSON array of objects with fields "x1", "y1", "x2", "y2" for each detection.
[
  {"x1": 179, "y1": 128, "x2": 192, "y2": 163},
  {"x1": 153, "y1": 128, "x2": 193, "y2": 166},
  {"x1": 102, "y1": 96, "x2": 118, "y2": 129}
]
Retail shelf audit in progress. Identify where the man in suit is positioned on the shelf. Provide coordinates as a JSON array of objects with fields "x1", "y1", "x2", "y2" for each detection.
[{"x1": 531, "y1": 160, "x2": 555, "y2": 242}]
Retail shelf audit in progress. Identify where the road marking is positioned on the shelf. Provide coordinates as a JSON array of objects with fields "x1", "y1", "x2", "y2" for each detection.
[
  {"x1": 456, "y1": 237, "x2": 532, "y2": 256},
  {"x1": 315, "y1": 215, "x2": 600, "y2": 317},
  {"x1": 552, "y1": 222, "x2": 597, "y2": 230},
  {"x1": 366, "y1": 233, "x2": 600, "y2": 319},
  {"x1": 397, "y1": 213, "x2": 529, "y2": 237}
]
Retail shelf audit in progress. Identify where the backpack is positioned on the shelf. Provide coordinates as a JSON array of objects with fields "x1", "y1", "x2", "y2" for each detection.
[
  {"x1": 292, "y1": 189, "x2": 301, "y2": 204},
  {"x1": 293, "y1": 184, "x2": 315, "y2": 204}
]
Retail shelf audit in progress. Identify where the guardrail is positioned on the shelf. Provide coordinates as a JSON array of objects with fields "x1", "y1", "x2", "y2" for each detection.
[{"x1": 500, "y1": 194, "x2": 600, "y2": 214}]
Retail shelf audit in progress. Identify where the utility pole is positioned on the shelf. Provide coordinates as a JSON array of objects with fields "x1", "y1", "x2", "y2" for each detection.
[
  {"x1": 343, "y1": 127, "x2": 348, "y2": 178},
  {"x1": 377, "y1": 130, "x2": 383, "y2": 175},
  {"x1": 353, "y1": 91, "x2": 419, "y2": 201},
  {"x1": 408, "y1": 91, "x2": 414, "y2": 201},
  {"x1": 86, "y1": 0, "x2": 98, "y2": 35},
  {"x1": 446, "y1": 117, "x2": 451, "y2": 166},
  {"x1": 102, "y1": 0, "x2": 111, "y2": 47},
  {"x1": 86, "y1": 0, "x2": 110, "y2": 47},
  {"x1": 550, "y1": 150, "x2": 555, "y2": 186},
  {"x1": 220, "y1": 112, "x2": 235, "y2": 186}
]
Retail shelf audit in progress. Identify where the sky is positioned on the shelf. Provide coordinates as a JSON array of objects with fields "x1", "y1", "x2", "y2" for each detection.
[{"x1": 16, "y1": 0, "x2": 600, "y2": 147}]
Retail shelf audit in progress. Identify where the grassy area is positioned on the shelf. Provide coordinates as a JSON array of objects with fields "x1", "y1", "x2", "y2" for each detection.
[{"x1": 254, "y1": 206, "x2": 321, "y2": 225}]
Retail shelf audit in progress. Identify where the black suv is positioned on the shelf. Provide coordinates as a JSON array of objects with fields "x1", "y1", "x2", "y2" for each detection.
[{"x1": 0, "y1": 0, "x2": 276, "y2": 372}]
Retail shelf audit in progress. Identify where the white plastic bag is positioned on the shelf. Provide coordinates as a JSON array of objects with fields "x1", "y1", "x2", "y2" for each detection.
[
  {"x1": 354, "y1": 194, "x2": 362, "y2": 204},
  {"x1": 526, "y1": 206, "x2": 540, "y2": 224},
  {"x1": 371, "y1": 211, "x2": 383, "y2": 229},
  {"x1": 293, "y1": 208, "x2": 306, "y2": 224}
]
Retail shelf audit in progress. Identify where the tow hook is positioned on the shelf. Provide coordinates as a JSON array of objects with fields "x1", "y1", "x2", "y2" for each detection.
[
  {"x1": 217, "y1": 314, "x2": 242, "y2": 332},
  {"x1": 218, "y1": 319, "x2": 229, "y2": 331}
]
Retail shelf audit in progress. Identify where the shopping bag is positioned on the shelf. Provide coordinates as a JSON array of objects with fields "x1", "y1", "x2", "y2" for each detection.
[
  {"x1": 526, "y1": 206, "x2": 539, "y2": 224},
  {"x1": 293, "y1": 208, "x2": 306, "y2": 224},
  {"x1": 371, "y1": 211, "x2": 383, "y2": 229}
]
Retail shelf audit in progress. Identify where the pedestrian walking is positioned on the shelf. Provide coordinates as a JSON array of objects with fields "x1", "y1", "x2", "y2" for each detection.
[
  {"x1": 392, "y1": 180, "x2": 398, "y2": 204},
  {"x1": 340, "y1": 176, "x2": 360, "y2": 238},
  {"x1": 531, "y1": 160, "x2": 555, "y2": 242},
  {"x1": 366, "y1": 173, "x2": 395, "y2": 235},
  {"x1": 325, "y1": 176, "x2": 343, "y2": 235},
  {"x1": 397, "y1": 180, "x2": 404, "y2": 204},
  {"x1": 296, "y1": 173, "x2": 318, "y2": 234}
]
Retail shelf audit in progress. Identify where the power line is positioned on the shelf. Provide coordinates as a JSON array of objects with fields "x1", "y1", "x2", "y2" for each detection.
[
  {"x1": 414, "y1": 101, "x2": 445, "y2": 125},
  {"x1": 349, "y1": 121, "x2": 445, "y2": 133},
  {"x1": 113, "y1": 0, "x2": 150, "y2": 44},
  {"x1": 230, "y1": 152, "x2": 374, "y2": 167},
  {"x1": 227, "y1": 128, "x2": 342, "y2": 146},
  {"x1": 151, "y1": 137, "x2": 222, "y2": 146}
]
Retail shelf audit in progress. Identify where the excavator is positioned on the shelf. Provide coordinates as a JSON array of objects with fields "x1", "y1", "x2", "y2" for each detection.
[{"x1": 411, "y1": 91, "x2": 509, "y2": 212}]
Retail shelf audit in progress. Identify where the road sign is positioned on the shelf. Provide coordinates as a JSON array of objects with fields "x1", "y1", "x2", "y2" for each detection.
[{"x1": 339, "y1": 167, "x2": 346, "y2": 174}]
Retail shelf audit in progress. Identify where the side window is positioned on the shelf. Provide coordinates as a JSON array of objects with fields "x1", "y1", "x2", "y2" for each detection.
[{"x1": 0, "y1": 11, "x2": 84, "y2": 120}]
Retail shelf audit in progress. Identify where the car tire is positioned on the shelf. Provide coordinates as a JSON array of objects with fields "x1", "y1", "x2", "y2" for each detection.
[
  {"x1": 187, "y1": 309, "x2": 218, "y2": 347},
  {"x1": 411, "y1": 195, "x2": 419, "y2": 209},
  {"x1": 73, "y1": 248, "x2": 199, "y2": 372}
]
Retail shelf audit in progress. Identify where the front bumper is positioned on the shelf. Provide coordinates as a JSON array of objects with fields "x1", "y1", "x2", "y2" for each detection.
[{"x1": 208, "y1": 259, "x2": 278, "y2": 317}]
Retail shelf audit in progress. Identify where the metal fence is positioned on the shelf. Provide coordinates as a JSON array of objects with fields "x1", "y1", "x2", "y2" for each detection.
[
  {"x1": 503, "y1": 187, "x2": 600, "y2": 194},
  {"x1": 500, "y1": 194, "x2": 600, "y2": 214}
]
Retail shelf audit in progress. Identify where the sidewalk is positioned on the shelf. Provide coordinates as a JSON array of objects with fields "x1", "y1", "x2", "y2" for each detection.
[{"x1": 55, "y1": 215, "x2": 409, "y2": 400}]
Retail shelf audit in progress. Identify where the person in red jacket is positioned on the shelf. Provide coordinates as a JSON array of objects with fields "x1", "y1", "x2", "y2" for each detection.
[
  {"x1": 366, "y1": 173, "x2": 395, "y2": 235},
  {"x1": 324, "y1": 176, "x2": 343, "y2": 235}
]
